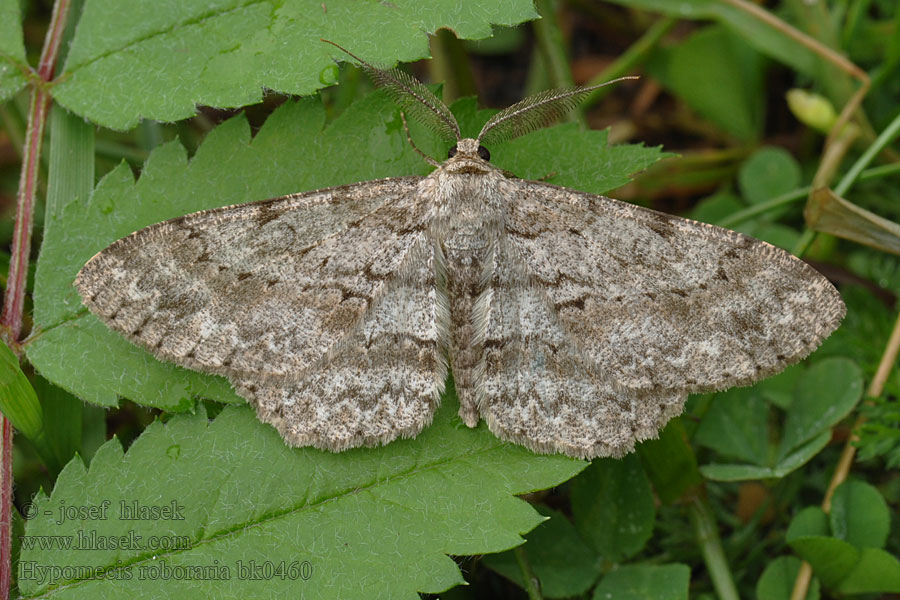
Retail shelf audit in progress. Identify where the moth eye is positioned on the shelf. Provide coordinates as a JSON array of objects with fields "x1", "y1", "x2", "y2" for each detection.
[
  {"x1": 447, "y1": 145, "x2": 458, "y2": 158},
  {"x1": 477, "y1": 145, "x2": 491, "y2": 161}
]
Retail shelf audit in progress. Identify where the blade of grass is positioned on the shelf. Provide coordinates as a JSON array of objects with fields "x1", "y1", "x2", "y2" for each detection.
[
  {"x1": 689, "y1": 494, "x2": 740, "y2": 600},
  {"x1": 834, "y1": 109, "x2": 900, "y2": 197}
]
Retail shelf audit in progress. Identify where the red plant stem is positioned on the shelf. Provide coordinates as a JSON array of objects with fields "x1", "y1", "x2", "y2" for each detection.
[
  {"x1": 0, "y1": 1, "x2": 71, "y2": 598},
  {"x1": 0, "y1": 89, "x2": 51, "y2": 342},
  {"x1": 0, "y1": 2, "x2": 69, "y2": 341}
]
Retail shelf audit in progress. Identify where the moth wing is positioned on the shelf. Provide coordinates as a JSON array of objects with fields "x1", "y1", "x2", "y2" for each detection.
[
  {"x1": 232, "y1": 237, "x2": 444, "y2": 451},
  {"x1": 502, "y1": 179, "x2": 845, "y2": 393},
  {"x1": 75, "y1": 177, "x2": 431, "y2": 383},
  {"x1": 480, "y1": 236, "x2": 685, "y2": 459}
]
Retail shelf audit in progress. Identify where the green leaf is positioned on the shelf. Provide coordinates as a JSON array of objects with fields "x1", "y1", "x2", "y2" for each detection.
[
  {"x1": 695, "y1": 387, "x2": 768, "y2": 465},
  {"x1": 483, "y1": 506, "x2": 601, "y2": 598},
  {"x1": 758, "y1": 364, "x2": 804, "y2": 410},
  {"x1": 699, "y1": 462, "x2": 776, "y2": 482},
  {"x1": 787, "y1": 502, "x2": 900, "y2": 595},
  {"x1": 738, "y1": 147, "x2": 801, "y2": 206},
  {"x1": 592, "y1": 564, "x2": 690, "y2": 600},
  {"x1": 17, "y1": 398, "x2": 585, "y2": 598},
  {"x1": 0, "y1": 0, "x2": 27, "y2": 102},
  {"x1": 752, "y1": 223, "x2": 801, "y2": 252},
  {"x1": 837, "y1": 548, "x2": 900, "y2": 594},
  {"x1": 756, "y1": 556, "x2": 820, "y2": 600},
  {"x1": 52, "y1": 0, "x2": 539, "y2": 129},
  {"x1": 829, "y1": 480, "x2": 890, "y2": 549},
  {"x1": 32, "y1": 377, "x2": 85, "y2": 475},
  {"x1": 776, "y1": 357, "x2": 863, "y2": 461},
  {"x1": 698, "y1": 358, "x2": 863, "y2": 481},
  {"x1": 771, "y1": 430, "x2": 831, "y2": 478},
  {"x1": 788, "y1": 536, "x2": 858, "y2": 589},
  {"x1": 451, "y1": 96, "x2": 667, "y2": 195},
  {"x1": 0, "y1": 340, "x2": 43, "y2": 440},
  {"x1": 691, "y1": 190, "x2": 745, "y2": 225},
  {"x1": 648, "y1": 25, "x2": 765, "y2": 141},
  {"x1": 601, "y1": 0, "x2": 821, "y2": 77},
  {"x1": 570, "y1": 454, "x2": 655, "y2": 561},
  {"x1": 786, "y1": 507, "x2": 828, "y2": 541},
  {"x1": 638, "y1": 418, "x2": 702, "y2": 503},
  {"x1": 27, "y1": 90, "x2": 667, "y2": 411},
  {"x1": 495, "y1": 123, "x2": 669, "y2": 194}
]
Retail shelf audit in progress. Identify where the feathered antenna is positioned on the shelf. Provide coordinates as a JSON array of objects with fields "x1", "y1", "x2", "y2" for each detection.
[
  {"x1": 321, "y1": 40, "x2": 461, "y2": 144},
  {"x1": 477, "y1": 76, "x2": 639, "y2": 147}
]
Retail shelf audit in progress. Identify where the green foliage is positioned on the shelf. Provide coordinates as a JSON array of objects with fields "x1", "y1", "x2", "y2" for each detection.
[
  {"x1": 756, "y1": 557, "x2": 820, "y2": 600},
  {"x1": 51, "y1": 0, "x2": 539, "y2": 129},
  {"x1": 648, "y1": 25, "x2": 765, "y2": 141},
  {"x1": 592, "y1": 564, "x2": 690, "y2": 600},
  {"x1": 603, "y1": 0, "x2": 822, "y2": 76},
  {"x1": 31, "y1": 377, "x2": 99, "y2": 475},
  {"x1": 484, "y1": 456, "x2": 660, "y2": 597},
  {"x1": 857, "y1": 396, "x2": 900, "y2": 468},
  {"x1": 637, "y1": 419, "x2": 704, "y2": 504},
  {"x1": 483, "y1": 506, "x2": 602, "y2": 598},
  {"x1": 570, "y1": 454, "x2": 655, "y2": 561},
  {"x1": 0, "y1": 340, "x2": 42, "y2": 441},
  {"x1": 738, "y1": 146, "x2": 802, "y2": 218},
  {"x1": 696, "y1": 358, "x2": 864, "y2": 481},
  {"x1": 787, "y1": 481, "x2": 900, "y2": 594},
  {"x1": 0, "y1": 0, "x2": 27, "y2": 102},
  {"x1": 17, "y1": 399, "x2": 584, "y2": 598},
  {"x1": 4, "y1": 1, "x2": 900, "y2": 599}
]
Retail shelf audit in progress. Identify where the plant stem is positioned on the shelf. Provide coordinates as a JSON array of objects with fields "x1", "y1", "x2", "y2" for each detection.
[
  {"x1": 790, "y1": 229, "x2": 817, "y2": 258},
  {"x1": 428, "y1": 28, "x2": 476, "y2": 105},
  {"x1": 834, "y1": 108, "x2": 900, "y2": 196},
  {"x1": 513, "y1": 545, "x2": 543, "y2": 600},
  {"x1": 533, "y1": 0, "x2": 583, "y2": 126},
  {"x1": 716, "y1": 161, "x2": 900, "y2": 230},
  {"x1": 0, "y1": 1, "x2": 72, "y2": 597},
  {"x1": 1, "y1": 99, "x2": 47, "y2": 344},
  {"x1": 533, "y1": 0, "x2": 572, "y2": 89},
  {"x1": 718, "y1": 187, "x2": 810, "y2": 229},
  {"x1": 688, "y1": 495, "x2": 740, "y2": 600}
]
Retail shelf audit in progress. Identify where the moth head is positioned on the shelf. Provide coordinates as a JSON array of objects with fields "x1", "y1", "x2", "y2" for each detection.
[
  {"x1": 320, "y1": 40, "x2": 636, "y2": 168},
  {"x1": 448, "y1": 139, "x2": 491, "y2": 161},
  {"x1": 444, "y1": 139, "x2": 493, "y2": 174}
]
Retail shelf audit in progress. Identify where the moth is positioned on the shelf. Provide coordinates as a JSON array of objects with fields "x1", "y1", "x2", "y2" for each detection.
[{"x1": 75, "y1": 45, "x2": 845, "y2": 459}]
